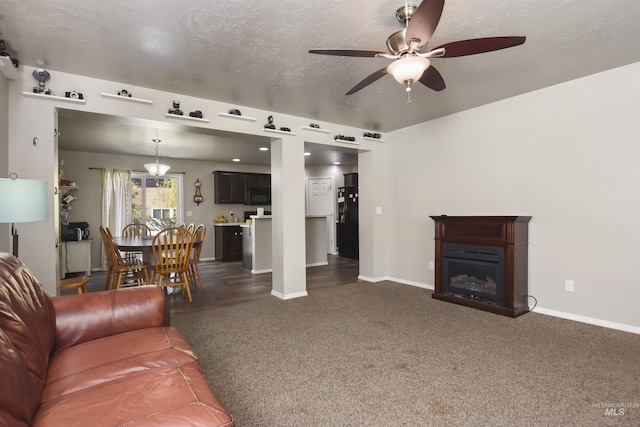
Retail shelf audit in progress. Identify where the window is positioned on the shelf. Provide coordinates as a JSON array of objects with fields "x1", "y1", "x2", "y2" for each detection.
[{"x1": 131, "y1": 173, "x2": 182, "y2": 233}]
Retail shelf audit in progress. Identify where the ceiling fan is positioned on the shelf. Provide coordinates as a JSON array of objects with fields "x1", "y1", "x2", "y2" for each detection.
[{"x1": 309, "y1": 0, "x2": 526, "y2": 102}]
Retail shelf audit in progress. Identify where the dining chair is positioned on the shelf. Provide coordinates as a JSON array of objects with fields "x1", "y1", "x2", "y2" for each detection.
[
  {"x1": 187, "y1": 224, "x2": 207, "y2": 290},
  {"x1": 186, "y1": 223, "x2": 195, "y2": 233},
  {"x1": 121, "y1": 222, "x2": 151, "y2": 262},
  {"x1": 150, "y1": 227, "x2": 194, "y2": 302},
  {"x1": 123, "y1": 222, "x2": 151, "y2": 237},
  {"x1": 99, "y1": 226, "x2": 115, "y2": 290},
  {"x1": 107, "y1": 231, "x2": 150, "y2": 290}
]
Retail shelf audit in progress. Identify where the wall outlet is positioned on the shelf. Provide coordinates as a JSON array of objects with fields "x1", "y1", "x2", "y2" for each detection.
[
  {"x1": 186, "y1": 210, "x2": 193, "y2": 217},
  {"x1": 565, "y1": 279, "x2": 574, "y2": 292},
  {"x1": 428, "y1": 261, "x2": 434, "y2": 271}
]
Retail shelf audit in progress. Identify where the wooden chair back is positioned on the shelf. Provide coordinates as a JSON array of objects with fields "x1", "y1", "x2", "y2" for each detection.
[
  {"x1": 99, "y1": 226, "x2": 115, "y2": 290},
  {"x1": 188, "y1": 224, "x2": 207, "y2": 290},
  {"x1": 191, "y1": 224, "x2": 206, "y2": 262},
  {"x1": 151, "y1": 227, "x2": 194, "y2": 301},
  {"x1": 152, "y1": 227, "x2": 194, "y2": 273},
  {"x1": 122, "y1": 223, "x2": 151, "y2": 237}
]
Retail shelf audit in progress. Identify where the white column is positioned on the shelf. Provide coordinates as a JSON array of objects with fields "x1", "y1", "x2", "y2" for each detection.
[{"x1": 270, "y1": 138, "x2": 308, "y2": 299}]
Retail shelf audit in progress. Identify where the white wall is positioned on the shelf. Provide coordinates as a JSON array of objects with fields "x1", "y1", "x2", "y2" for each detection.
[
  {"x1": 387, "y1": 63, "x2": 640, "y2": 330},
  {"x1": 0, "y1": 75, "x2": 9, "y2": 253}
]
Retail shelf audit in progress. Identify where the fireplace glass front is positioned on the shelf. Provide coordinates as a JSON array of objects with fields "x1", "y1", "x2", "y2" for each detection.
[{"x1": 441, "y1": 243, "x2": 504, "y2": 306}]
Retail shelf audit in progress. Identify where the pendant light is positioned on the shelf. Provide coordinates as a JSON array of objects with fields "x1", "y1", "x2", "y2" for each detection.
[{"x1": 144, "y1": 139, "x2": 170, "y2": 176}]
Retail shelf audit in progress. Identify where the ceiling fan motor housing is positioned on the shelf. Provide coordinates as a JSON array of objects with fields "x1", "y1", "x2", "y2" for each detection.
[{"x1": 386, "y1": 29, "x2": 410, "y2": 55}]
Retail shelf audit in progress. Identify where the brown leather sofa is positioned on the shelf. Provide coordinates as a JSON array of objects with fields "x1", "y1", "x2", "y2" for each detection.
[{"x1": 0, "y1": 252, "x2": 235, "y2": 426}]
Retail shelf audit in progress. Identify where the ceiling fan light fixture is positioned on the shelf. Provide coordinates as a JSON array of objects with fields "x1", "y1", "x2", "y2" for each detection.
[
  {"x1": 387, "y1": 56, "x2": 430, "y2": 84},
  {"x1": 144, "y1": 138, "x2": 171, "y2": 177}
]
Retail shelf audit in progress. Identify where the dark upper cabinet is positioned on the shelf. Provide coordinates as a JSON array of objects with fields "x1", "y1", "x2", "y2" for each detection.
[
  {"x1": 214, "y1": 171, "x2": 271, "y2": 205},
  {"x1": 246, "y1": 173, "x2": 271, "y2": 205},
  {"x1": 344, "y1": 173, "x2": 358, "y2": 187},
  {"x1": 214, "y1": 171, "x2": 247, "y2": 204}
]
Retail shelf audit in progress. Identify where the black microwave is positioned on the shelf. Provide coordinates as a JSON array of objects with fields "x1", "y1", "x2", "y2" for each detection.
[{"x1": 247, "y1": 187, "x2": 271, "y2": 205}]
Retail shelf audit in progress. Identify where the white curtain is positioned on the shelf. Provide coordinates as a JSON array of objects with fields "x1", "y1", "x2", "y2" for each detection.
[{"x1": 101, "y1": 169, "x2": 131, "y2": 269}]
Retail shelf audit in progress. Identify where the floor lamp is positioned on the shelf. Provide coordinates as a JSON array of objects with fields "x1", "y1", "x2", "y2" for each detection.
[{"x1": 0, "y1": 176, "x2": 49, "y2": 258}]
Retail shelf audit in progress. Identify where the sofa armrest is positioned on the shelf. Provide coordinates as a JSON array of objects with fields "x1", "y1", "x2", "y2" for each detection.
[{"x1": 52, "y1": 286, "x2": 169, "y2": 352}]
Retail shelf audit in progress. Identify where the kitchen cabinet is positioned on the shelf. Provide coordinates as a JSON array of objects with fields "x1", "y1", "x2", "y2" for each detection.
[
  {"x1": 214, "y1": 171, "x2": 271, "y2": 205},
  {"x1": 344, "y1": 173, "x2": 358, "y2": 187},
  {"x1": 246, "y1": 173, "x2": 271, "y2": 205},
  {"x1": 214, "y1": 171, "x2": 247, "y2": 204},
  {"x1": 215, "y1": 225, "x2": 243, "y2": 261}
]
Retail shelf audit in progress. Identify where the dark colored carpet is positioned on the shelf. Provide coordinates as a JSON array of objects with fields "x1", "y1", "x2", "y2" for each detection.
[{"x1": 172, "y1": 281, "x2": 640, "y2": 426}]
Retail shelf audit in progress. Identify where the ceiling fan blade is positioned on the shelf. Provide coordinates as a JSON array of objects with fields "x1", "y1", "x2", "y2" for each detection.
[
  {"x1": 309, "y1": 49, "x2": 387, "y2": 58},
  {"x1": 405, "y1": 0, "x2": 445, "y2": 48},
  {"x1": 433, "y1": 36, "x2": 526, "y2": 57},
  {"x1": 345, "y1": 67, "x2": 388, "y2": 95},
  {"x1": 419, "y1": 66, "x2": 446, "y2": 92}
]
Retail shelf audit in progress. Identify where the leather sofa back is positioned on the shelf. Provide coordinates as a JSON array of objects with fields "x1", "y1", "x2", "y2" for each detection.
[{"x1": 0, "y1": 252, "x2": 56, "y2": 425}]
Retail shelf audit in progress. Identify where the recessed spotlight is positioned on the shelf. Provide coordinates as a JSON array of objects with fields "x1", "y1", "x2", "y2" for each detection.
[
  {"x1": 333, "y1": 162, "x2": 341, "y2": 165},
  {"x1": 304, "y1": 152, "x2": 311, "y2": 156},
  {"x1": 233, "y1": 158, "x2": 240, "y2": 162},
  {"x1": 259, "y1": 147, "x2": 269, "y2": 151}
]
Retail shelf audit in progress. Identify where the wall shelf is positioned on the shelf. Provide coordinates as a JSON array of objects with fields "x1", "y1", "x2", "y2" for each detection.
[
  {"x1": 164, "y1": 113, "x2": 210, "y2": 123},
  {"x1": 263, "y1": 128, "x2": 296, "y2": 136},
  {"x1": 101, "y1": 92, "x2": 153, "y2": 104},
  {"x1": 334, "y1": 139, "x2": 360, "y2": 145},
  {"x1": 300, "y1": 126, "x2": 330, "y2": 134},
  {"x1": 22, "y1": 91, "x2": 86, "y2": 104},
  {"x1": 363, "y1": 136, "x2": 385, "y2": 142},
  {"x1": 217, "y1": 112, "x2": 256, "y2": 122}
]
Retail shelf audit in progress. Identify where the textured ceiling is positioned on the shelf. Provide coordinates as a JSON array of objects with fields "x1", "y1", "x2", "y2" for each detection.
[{"x1": 2, "y1": 0, "x2": 639, "y2": 163}]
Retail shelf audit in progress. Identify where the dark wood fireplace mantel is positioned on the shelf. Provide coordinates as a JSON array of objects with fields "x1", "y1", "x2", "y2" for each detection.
[{"x1": 430, "y1": 216, "x2": 532, "y2": 317}]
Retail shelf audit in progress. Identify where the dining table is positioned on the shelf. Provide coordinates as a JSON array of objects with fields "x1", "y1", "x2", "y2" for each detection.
[{"x1": 113, "y1": 235, "x2": 202, "y2": 266}]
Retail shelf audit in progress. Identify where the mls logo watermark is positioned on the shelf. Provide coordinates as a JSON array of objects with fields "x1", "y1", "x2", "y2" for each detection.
[
  {"x1": 592, "y1": 402, "x2": 639, "y2": 417},
  {"x1": 604, "y1": 407, "x2": 625, "y2": 416}
]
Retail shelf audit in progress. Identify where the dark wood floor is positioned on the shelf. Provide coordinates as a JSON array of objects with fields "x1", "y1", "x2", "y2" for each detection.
[{"x1": 76, "y1": 255, "x2": 360, "y2": 315}]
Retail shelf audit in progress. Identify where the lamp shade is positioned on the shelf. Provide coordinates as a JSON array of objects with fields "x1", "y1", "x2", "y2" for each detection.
[
  {"x1": 144, "y1": 162, "x2": 171, "y2": 176},
  {"x1": 0, "y1": 178, "x2": 49, "y2": 223},
  {"x1": 387, "y1": 56, "x2": 431, "y2": 84}
]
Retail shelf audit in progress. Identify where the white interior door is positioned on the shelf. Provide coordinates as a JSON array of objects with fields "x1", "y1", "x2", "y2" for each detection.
[{"x1": 306, "y1": 177, "x2": 335, "y2": 254}]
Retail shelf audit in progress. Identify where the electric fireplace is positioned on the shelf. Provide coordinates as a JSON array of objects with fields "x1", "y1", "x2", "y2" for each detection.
[
  {"x1": 430, "y1": 216, "x2": 531, "y2": 317},
  {"x1": 441, "y1": 243, "x2": 504, "y2": 306}
]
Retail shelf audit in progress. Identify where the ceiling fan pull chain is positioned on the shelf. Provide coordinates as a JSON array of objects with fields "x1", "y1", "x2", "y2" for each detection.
[{"x1": 406, "y1": 81, "x2": 412, "y2": 104}]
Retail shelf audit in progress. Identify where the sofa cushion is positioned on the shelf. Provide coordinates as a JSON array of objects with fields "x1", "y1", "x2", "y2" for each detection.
[
  {"x1": 0, "y1": 327, "x2": 42, "y2": 426},
  {"x1": 33, "y1": 361, "x2": 235, "y2": 427},
  {"x1": 43, "y1": 326, "x2": 197, "y2": 402},
  {"x1": 0, "y1": 253, "x2": 55, "y2": 392}
]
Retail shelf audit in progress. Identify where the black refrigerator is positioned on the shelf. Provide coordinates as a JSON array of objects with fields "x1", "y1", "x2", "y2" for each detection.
[{"x1": 337, "y1": 185, "x2": 359, "y2": 259}]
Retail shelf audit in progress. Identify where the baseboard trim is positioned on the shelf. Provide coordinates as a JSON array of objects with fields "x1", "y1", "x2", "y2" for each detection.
[
  {"x1": 358, "y1": 276, "x2": 639, "y2": 334},
  {"x1": 307, "y1": 261, "x2": 329, "y2": 268},
  {"x1": 357, "y1": 275, "x2": 434, "y2": 291},
  {"x1": 271, "y1": 290, "x2": 309, "y2": 300},
  {"x1": 533, "y1": 307, "x2": 640, "y2": 335}
]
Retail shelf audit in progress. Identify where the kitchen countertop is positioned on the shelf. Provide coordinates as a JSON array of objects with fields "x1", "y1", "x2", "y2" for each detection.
[{"x1": 213, "y1": 222, "x2": 244, "y2": 226}]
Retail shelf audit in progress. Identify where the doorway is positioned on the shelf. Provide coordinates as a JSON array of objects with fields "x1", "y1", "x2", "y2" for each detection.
[{"x1": 306, "y1": 177, "x2": 335, "y2": 254}]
